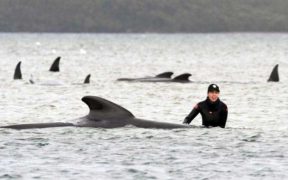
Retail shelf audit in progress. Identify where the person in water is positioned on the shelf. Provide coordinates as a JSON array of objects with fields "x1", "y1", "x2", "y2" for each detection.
[{"x1": 183, "y1": 84, "x2": 228, "y2": 128}]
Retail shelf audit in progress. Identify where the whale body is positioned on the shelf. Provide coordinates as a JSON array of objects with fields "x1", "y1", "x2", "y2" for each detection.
[
  {"x1": 1, "y1": 96, "x2": 190, "y2": 130},
  {"x1": 117, "y1": 71, "x2": 174, "y2": 82},
  {"x1": 117, "y1": 72, "x2": 191, "y2": 83},
  {"x1": 139, "y1": 73, "x2": 192, "y2": 83}
]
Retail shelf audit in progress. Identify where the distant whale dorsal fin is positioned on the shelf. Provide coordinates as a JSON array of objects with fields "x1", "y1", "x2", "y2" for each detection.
[
  {"x1": 173, "y1": 73, "x2": 191, "y2": 81},
  {"x1": 84, "y1": 74, "x2": 91, "y2": 84},
  {"x1": 49, "y1": 57, "x2": 61, "y2": 72},
  {"x1": 268, "y1": 64, "x2": 279, "y2": 82},
  {"x1": 155, "y1": 71, "x2": 174, "y2": 78},
  {"x1": 13, "y1": 61, "x2": 22, "y2": 80},
  {"x1": 82, "y1": 96, "x2": 135, "y2": 120}
]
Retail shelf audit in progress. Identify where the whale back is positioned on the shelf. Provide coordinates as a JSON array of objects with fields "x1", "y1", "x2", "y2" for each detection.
[
  {"x1": 49, "y1": 57, "x2": 61, "y2": 72},
  {"x1": 173, "y1": 73, "x2": 191, "y2": 81},
  {"x1": 84, "y1": 74, "x2": 91, "y2": 84},
  {"x1": 268, "y1": 64, "x2": 279, "y2": 82},
  {"x1": 14, "y1": 61, "x2": 22, "y2": 80},
  {"x1": 1, "y1": 122, "x2": 74, "y2": 130},
  {"x1": 82, "y1": 96, "x2": 135, "y2": 120},
  {"x1": 155, "y1": 71, "x2": 173, "y2": 78}
]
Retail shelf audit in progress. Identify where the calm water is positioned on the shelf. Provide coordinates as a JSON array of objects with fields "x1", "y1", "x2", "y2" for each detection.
[{"x1": 0, "y1": 33, "x2": 287, "y2": 179}]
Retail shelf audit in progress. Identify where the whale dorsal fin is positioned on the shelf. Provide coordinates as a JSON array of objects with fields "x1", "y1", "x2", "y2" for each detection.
[
  {"x1": 173, "y1": 73, "x2": 191, "y2": 81},
  {"x1": 268, "y1": 64, "x2": 279, "y2": 82},
  {"x1": 84, "y1": 74, "x2": 91, "y2": 84},
  {"x1": 49, "y1": 57, "x2": 61, "y2": 72},
  {"x1": 82, "y1": 96, "x2": 135, "y2": 120},
  {"x1": 13, "y1": 61, "x2": 22, "y2": 80},
  {"x1": 155, "y1": 71, "x2": 174, "y2": 78}
]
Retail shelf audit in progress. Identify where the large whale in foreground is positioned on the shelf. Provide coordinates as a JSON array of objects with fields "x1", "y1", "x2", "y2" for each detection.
[
  {"x1": 267, "y1": 64, "x2": 279, "y2": 82},
  {"x1": 118, "y1": 72, "x2": 192, "y2": 83},
  {"x1": 1, "y1": 96, "x2": 190, "y2": 130}
]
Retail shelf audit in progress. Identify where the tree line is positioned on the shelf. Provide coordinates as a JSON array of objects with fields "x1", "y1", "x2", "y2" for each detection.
[{"x1": 0, "y1": 0, "x2": 288, "y2": 32}]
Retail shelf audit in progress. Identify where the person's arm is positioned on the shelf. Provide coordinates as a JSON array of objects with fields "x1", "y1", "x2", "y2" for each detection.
[
  {"x1": 183, "y1": 104, "x2": 200, "y2": 124},
  {"x1": 219, "y1": 104, "x2": 228, "y2": 128}
]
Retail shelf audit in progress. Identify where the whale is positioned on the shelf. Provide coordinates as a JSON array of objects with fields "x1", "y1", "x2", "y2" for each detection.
[
  {"x1": 49, "y1": 57, "x2": 61, "y2": 72},
  {"x1": 117, "y1": 71, "x2": 174, "y2": 82},
  {"x1": 12, "y1": 59, "x2": 89, "y2": 84},
  {"x1": 139, "y1": 73, "x2": 192, "y2": 83},
  {"x1": 0, "y1": 96, "x2": 190, "y2": 130},
  {"x1": 29, "y1": 74, "x2": 91, "y2": 85},
  {"x1": 83, "y1": 74, "x2": 91, "y2": 84},
  {"x1": 267, "y1": 64, "x2": 279, "y2": 82},
  {"x1": 13, "y1": 61, "x2": 22, "y2": 80},
  {"x1": 117, "y1": 72, "x2": 191, "y2": 83},
  {"x1": 70, "y1": 74, "x2": 91, "y2": 85},
  {"x1": 11, "y1": 61, "x2": 90, "y2": 85}
]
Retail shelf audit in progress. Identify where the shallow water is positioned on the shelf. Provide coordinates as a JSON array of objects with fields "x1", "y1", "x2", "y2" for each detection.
[{"x1": 0, "y1": 33, "x2": 287, "y2": 179}]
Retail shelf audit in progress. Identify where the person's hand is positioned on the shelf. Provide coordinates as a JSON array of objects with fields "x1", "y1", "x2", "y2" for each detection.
[{"x1": 183, "y1": 118, "x2": 189, "y2": 124}]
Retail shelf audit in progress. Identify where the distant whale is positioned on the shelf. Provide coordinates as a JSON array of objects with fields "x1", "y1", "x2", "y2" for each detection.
[
  {"x1": 29, "y1": 74, "x2": 91, "y2": 85},
  {"x1": 83, "y1": 74, "x2": 91, "y2": 84},
  {"x1": 1, "y1": 96, "x2": 190, "y2": 130},
  {"x1": 70, "y1": 74, "x2": 91, "y2": 85},
  {"x1": 49, "y1": 57, "x2": 61, "y2": 72},
  {"x1": 12, "y1": 61, "x2": 90, "y2": 85},
  {"x1": 13, "y1": 61, "x2": 22, "y2": 80},
  {"x1": 118, "y1": 72, "x2": 192, "y2": 83},
  {"x1": 140, "y1": 73, "x2": 192, "y2": 83},
  {"x1": 117, "y1": 71, "x2": 173, "y2": 82},
  {"x1": 267, "y1": 64, "x2": 279, "y2": 82}
]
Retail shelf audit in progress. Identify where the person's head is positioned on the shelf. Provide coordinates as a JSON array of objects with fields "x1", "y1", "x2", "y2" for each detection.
[{"x1": 207, "y1": 84, "x2": 220, "y2": 102}]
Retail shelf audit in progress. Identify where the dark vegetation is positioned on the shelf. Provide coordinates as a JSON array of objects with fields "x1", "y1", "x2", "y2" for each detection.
[{"x1": 1, "y1": 0, "x2": 288, "y2": 32}]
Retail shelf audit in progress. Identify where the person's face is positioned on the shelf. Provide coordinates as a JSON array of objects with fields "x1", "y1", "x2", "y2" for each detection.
[{"x1": 208, "y1": 91, "x2": 219, "y2": 102}]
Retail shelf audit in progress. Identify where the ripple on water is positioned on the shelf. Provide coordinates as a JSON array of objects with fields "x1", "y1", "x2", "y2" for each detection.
[{"x1": 0, "y1": 33, "x2": 288, "y2": 179}]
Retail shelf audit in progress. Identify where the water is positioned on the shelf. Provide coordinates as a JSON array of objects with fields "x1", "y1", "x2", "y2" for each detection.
[{"x1": 0, "y1": 33, "x2": 288, "y2": 179}]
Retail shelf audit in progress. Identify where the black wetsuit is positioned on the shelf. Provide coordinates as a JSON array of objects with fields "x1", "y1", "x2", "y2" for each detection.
[{"x1": 183, "y1": 97, "x2": 228, "y2": 128}]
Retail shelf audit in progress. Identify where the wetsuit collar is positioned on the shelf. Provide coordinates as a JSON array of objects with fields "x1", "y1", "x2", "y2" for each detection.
[{"x1": 206, "y1": 97, "x2": 220, "y2": 109}]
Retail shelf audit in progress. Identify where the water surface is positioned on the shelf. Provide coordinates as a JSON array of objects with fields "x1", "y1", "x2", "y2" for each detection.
[{"x1": 0, "y1": 33, "x2": 287, "y2": 179}]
